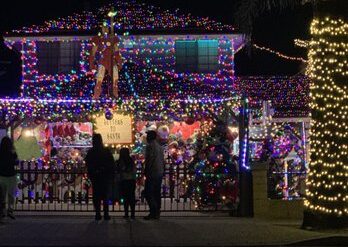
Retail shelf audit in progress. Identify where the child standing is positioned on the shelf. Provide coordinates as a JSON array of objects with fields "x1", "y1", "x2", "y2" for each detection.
[{"x1": 118, "y1": 148, "x2": 136, "y2": 219}]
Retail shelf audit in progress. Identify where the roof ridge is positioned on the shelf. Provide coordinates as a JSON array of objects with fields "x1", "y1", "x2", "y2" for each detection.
[{"x1": 7, "y1": 0, "x2": 235, "y2": 35}]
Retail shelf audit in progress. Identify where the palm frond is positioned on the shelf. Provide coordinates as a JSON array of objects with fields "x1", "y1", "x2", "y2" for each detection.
[{"x1": 260, "y1": 0, "x2": 303, "y2": 11}]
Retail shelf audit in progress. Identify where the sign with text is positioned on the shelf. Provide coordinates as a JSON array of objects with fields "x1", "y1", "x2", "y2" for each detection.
[{"x1": 94, "y1": 112, "x2": 133, "y2": 145}]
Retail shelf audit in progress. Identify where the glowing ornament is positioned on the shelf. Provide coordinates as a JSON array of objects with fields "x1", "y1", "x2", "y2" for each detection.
[{"x1": 105, "y1": 109, "x2": 113, "y2": 120}]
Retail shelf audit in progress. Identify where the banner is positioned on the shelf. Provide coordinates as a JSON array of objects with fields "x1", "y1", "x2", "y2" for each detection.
[{"x1": 94, "y1": 112, "x2": 133, "y2": 145}]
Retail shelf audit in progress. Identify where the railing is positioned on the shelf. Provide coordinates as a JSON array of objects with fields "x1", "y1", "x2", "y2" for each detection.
[
  {"x1": 15, "y1": 160, "x2": 239, "y2": 213},
  {"x1": 267, "y1": 171, "x2": 306, "y2": 200}
]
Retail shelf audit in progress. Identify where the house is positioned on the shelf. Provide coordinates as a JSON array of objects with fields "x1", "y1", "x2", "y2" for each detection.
[{"x1": 1, "y1": 0, "x2": 310, "y2": 217}]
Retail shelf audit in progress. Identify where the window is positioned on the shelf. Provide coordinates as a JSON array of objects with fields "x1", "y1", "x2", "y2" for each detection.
[
  {"x1": 197, "y1": 40, "x2": 219, "y2": 73},
  {"x1": 175, "y1": 39, "x2": 218, "y2": 73},
  {"x1": 175, "y1": 40, "x2": 198, "y2": 73},
  {"x1": 37, "y1": 41, "x2": 81, "y2": 74}
]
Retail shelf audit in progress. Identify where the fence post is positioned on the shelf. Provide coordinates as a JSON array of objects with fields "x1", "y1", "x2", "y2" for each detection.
[
  {"x1": 251, "y1": 161, "x2": 269, "y2": 218},
  {"x1": 238, "y1": 97, "x2": 253, "y2": 217}
]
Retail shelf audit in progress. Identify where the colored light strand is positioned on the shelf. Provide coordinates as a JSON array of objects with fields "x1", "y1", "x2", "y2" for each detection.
[
  {"x1": 11, "y1": 37, "x2": 235, "y2": 100},
  {"x1": 8, "y1": 0, "x2": 234, "y2": 35},
  {"x1": 0, "y1": 96, "x2": 241, "y2": 123}
]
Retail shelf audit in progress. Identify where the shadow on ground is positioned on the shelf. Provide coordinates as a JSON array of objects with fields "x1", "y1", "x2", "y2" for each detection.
[{"x1": 287, "y1": 236, "x2": 348, "y2": 246}]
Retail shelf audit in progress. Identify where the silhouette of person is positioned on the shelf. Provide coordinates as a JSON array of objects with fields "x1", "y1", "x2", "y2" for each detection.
[
  {"x1": 0, "y1": 136, "x2": 18, "y2": 220},
  {"x1": 85, "y1": 134, "x2": 115, "y2": 221},
  {"x1": 118, "y1": 148, "x2": 136, "y2": 219},
  {"x1": 144, "y1": 130, "x2": 165, "y2": 220}
]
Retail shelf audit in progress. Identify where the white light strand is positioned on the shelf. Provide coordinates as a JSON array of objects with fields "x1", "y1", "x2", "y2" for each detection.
[{"x1": 253, "y1": 43, "x2": 308, "y2": 63}]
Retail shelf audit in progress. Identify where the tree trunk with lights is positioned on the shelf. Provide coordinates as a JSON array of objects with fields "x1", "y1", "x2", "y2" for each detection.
[{"x1": 303, "y1": 0, "x2": 348, "y2": 229}]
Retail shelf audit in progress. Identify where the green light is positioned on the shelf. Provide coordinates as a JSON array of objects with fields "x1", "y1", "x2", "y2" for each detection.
[{"x1": 108, "y1": 11, "x2": 117, "y2": 18}]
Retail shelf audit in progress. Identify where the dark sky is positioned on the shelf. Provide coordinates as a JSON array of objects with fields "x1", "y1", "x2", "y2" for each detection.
[
  {"x1": 0, "y1": 0, "x2": 313, "y2": 57},
  {"x1": 0, "y1": 0, "x2": 239, "y2": 33}
]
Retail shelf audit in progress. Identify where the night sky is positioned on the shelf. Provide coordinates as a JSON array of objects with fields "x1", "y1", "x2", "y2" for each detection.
[{"x1": 0, "y1": 0, "x2": 313, "y2": 75}]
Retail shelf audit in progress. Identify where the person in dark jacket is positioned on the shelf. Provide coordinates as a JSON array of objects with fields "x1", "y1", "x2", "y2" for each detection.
[
  {"x1": 144, "y1": 130, "x2": 165, "y2": 220},
  {"x1": 0, "y1": 136, "x2": 18, "y2": 220},
  {"x1": 118, "y1": 148, "x2": 136, "y2": 219},
  {"x1": 85, "y1": 134, "x2": 115, "y2": 221}
]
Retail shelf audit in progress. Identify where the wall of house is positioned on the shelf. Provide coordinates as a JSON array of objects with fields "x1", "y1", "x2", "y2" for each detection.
[{"x1": 5, "y1": 34, "x2": 243, "y2": 98}]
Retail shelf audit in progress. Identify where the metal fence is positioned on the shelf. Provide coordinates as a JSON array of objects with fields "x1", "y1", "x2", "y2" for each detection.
[
  {"x1": 15, "y1": 160, "x2": 239, "y2": 213},
  {"x1": 267, "y1": 171, "x2": 306, "y2": 200}
]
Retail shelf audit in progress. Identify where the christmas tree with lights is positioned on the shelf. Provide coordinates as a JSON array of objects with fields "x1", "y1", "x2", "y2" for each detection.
[{"x1": 190, "y1": 120, "x2": 239, "y2": 210}]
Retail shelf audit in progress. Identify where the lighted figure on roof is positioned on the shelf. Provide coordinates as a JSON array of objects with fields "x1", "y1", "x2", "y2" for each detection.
[{"x1": 89, "y1": 22, "x2": 123, "y2": 99}]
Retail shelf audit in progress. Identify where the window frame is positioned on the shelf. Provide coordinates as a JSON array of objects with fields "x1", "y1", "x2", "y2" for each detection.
[
  {"x1": 175, "y1": 39, "x2": 219, "y2": 74},
  {"x1": 36, "y1": 41, "x2": 81, "y2": 75}
]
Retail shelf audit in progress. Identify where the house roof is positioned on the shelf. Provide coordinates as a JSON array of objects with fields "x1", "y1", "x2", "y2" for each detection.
[
  {"x1": 5, "y1": 0, "x2": 235, "y2": 36},
  {"x1": 234, "y1": 76, "x2": 310, "y2": 118}
]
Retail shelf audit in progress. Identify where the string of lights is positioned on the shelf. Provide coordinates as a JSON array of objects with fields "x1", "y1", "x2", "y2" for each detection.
[
  {"x1": 0, "y1": 0, "x2": 319, "y2": 211},
  {"x1": 234, "y1": 76, "x2": 310, "y2": 118},
  {"x1": 0, "y1": 96, "x2": 241, "y2": 122},
  {"x1": 13, "y1": 37, "x2": 235, "y2": 100},
  {"x1": 8, "y1": 1, "x2": 234, "y2": 35},
  {"x1": 253, "y1": 43, "x2": 308, "y2": 63},
  {"x1": 304, "y1": 17, "x2": 348, "y2": 217},
  {"x1": 4, "y1": 34, "x2": 310, "y2": 119},
  {"x1": 294, "y1": 39, "x2": 309, "y2": 48}
]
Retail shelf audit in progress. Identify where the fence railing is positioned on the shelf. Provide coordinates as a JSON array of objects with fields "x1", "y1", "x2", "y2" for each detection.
[
  {"x1": 15, "y1": 160, "x2": 239, "y2": 213},
  {"x1": 267, "y1": 171, "x2": 306, "y2": 200}
]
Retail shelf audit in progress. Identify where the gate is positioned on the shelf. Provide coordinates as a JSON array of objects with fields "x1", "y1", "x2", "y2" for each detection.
[{"x1": 15, "y1": 160, "x2": 239, "y2": 214}]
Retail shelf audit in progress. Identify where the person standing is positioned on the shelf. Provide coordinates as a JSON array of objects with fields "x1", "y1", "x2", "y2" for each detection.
[
  {"x1": 118, "y1": 148, "x2": 136, "y2": 219},
  {"x1": 0, "y1": 136, "x2": 18, "y2": 220},
  {"x1": 144, "y1": 130, "x2": 165, "y2": 220},
  {"x1": 85, "y1": 134, "x2": 115, "y2": 221}
]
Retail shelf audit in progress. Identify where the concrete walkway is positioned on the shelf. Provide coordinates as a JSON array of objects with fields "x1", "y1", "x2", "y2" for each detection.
[{"x1": 0, "y1": 215, "x2": 347, "y2": 246}]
